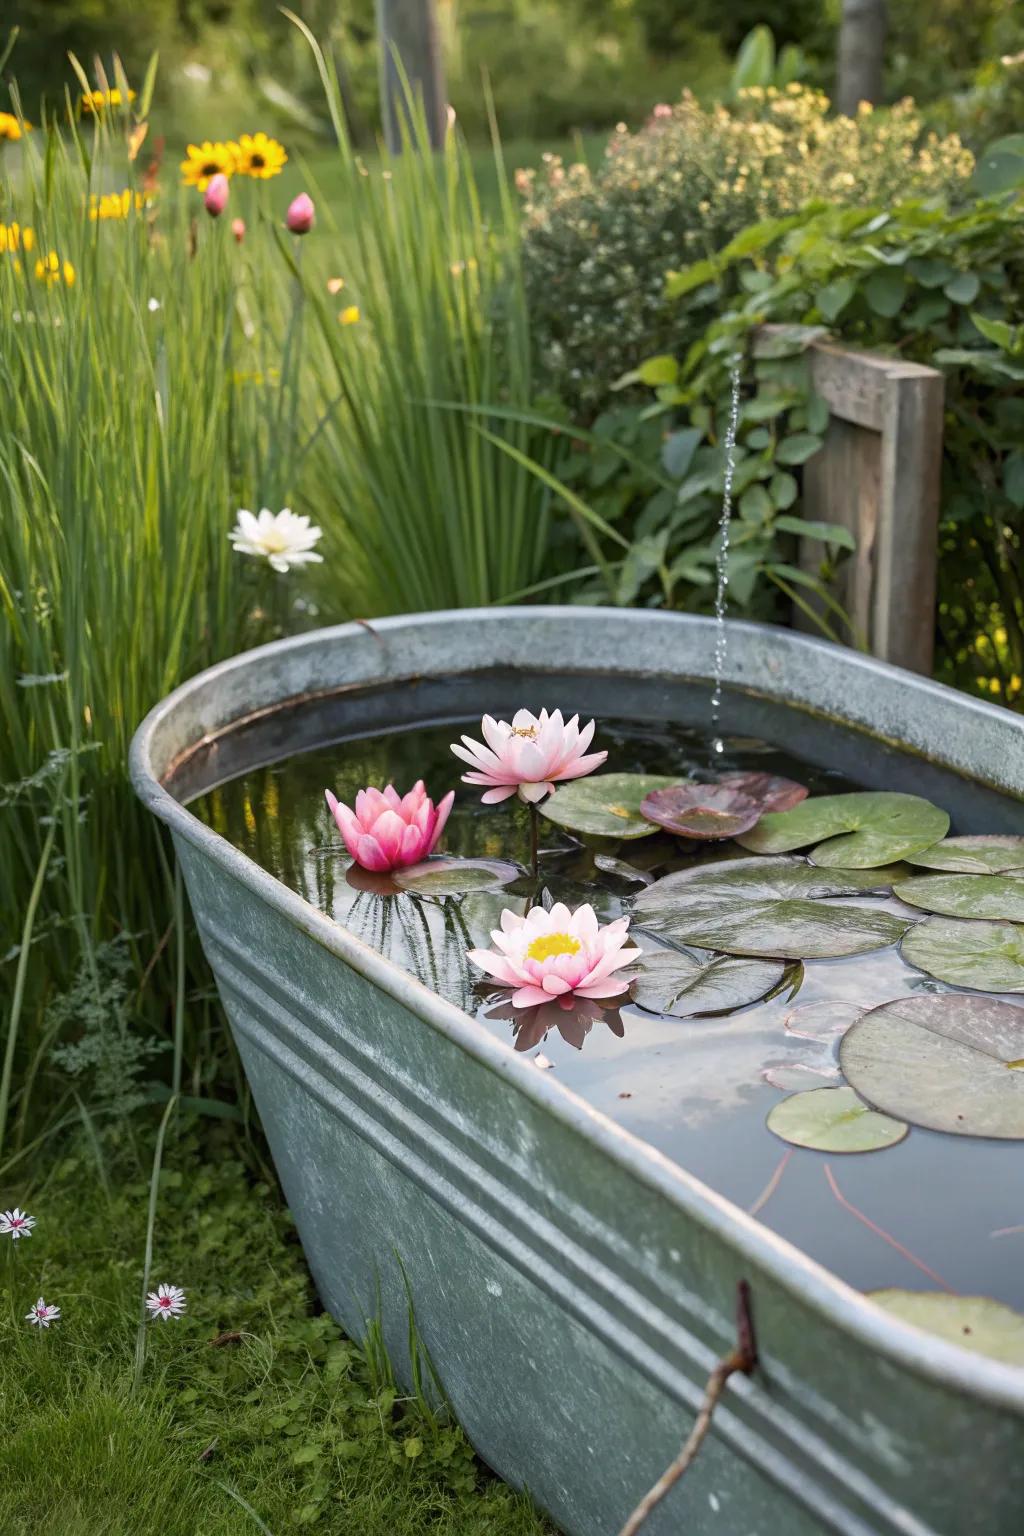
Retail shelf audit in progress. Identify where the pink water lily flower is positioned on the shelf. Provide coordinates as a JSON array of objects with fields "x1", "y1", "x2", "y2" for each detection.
[
  {"x1": 452, "y1": 709, "x2": 606, "y2": 804},
  {"x1": 326, "y1": 780, "x2": 455, "y2": 873},
  {"x1": 468, "y1": 903, "x2": 640, "y2": 1010}
]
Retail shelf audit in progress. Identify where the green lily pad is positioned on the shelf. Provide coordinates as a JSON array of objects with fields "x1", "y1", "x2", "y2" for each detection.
[
  {"x1": 895, "y1": 873, "x2": 1024, "y2": 922},
  {"x1": 631, "y1": 949, "x2": 784, "y2": 1018},
  {"x1": 633, "y1": 857, "x2": 910, "y2": 959},
  {"x1": 840, "y1": 994, "x2": 1024, "y2": 1138},
  {"x1": 539, "y1": 773, "x2": 681, "y2": 839},
  {"x1": 394, "y1": 857, "x2": 521, "y2": 895},
  {"x1": 869, "y1": 1290, "x2": 1024, "y2": 1366},
  {"x1": 762, "y1": 1060, "x2": 841, "y2": 1090},
  {"x1": 901, "y1": 916, "x2": 1024, "y2": 993},
  {"x1": 784, "y1": 1000, "x2": 864, "y2": 1041},
  {"x1": 737, "y1": 792, "x2": 949, "y2": 868},
  {"x1": 908, "y1": 836, "x2": 1024, "y2": 875},
  {"x1": 766, "y1": 1085, "x2": 908, "y2": 1154}
]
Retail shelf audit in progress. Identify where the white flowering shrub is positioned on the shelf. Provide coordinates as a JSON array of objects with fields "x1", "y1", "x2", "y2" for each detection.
[{"x1": 519, "y1": 86, "x2": 973, "y2": 415}]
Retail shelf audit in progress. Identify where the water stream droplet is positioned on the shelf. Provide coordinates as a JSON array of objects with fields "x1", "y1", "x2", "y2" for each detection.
[{"x1": 709, "y1": 361, "x2": 743, "y2": 755}]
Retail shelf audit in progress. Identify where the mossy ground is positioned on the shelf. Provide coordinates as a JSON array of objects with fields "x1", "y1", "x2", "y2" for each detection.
[{"x1": 0, "y1": 1119, "x2": 552, "y2": 1536}]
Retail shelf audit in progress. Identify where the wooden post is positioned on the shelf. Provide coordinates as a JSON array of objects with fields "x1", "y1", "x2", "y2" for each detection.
[
  {"x1": 376, "y1": 0, "x2": 447, "y2": 153},
  {"x1": 796, "y1": 339, "x2": 945, "y2": 675},
  {"x1": 754, "y1": 327, "x2": 945, "y2": 673}
]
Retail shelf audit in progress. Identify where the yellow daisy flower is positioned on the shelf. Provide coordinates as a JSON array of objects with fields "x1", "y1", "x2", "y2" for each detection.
[
  {"x1": 180, "y1": 140, "x2": 236, "y2": 191},
  {"x1": 0, "y1": 222, "x2": 34, "y2": 253},
  {"x1": 339, "y1": 305, "x2": 360, "y2": 326},
  {"x1": 0, "y1": 112, "x2": 31, "y2": 141},
  {"x1": 80, "y1": 88, "x2": 136, "y2": 115},
  {"x1": 88, "y1": 188, "x2": 148, "y2": 221},
  {"x1": 231, "y1": 132, "x2": 287, "y2": 180},
  {"x1": 35, "y1": 250, "x2": 76, "y2": 287}
]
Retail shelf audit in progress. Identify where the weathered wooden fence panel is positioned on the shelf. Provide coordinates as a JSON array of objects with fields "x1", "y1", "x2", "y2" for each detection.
[{"x1": 795, "y1": 338, "x2": 945, "y2": 676}]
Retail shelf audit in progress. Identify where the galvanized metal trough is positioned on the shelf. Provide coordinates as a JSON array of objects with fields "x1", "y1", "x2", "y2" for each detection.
[{"x1": 130, "y1": 608, "x2": 1024, "y2": 1536}]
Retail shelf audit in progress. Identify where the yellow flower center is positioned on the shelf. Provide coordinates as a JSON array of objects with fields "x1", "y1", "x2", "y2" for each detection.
[
  {"x1": 526, "y1": 932, "x2": 581, "y2": 964},
  {"x1": 511, "y1": 725, "x2": 537, "y2": 738},
  {"x1": 260, "y1": 530, "x2": 288, "y2": 553}
]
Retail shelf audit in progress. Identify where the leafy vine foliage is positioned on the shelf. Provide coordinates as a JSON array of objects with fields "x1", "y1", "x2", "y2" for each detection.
[{"x1": 648, "y1": 196, "x2": 1024, "y2": 700}]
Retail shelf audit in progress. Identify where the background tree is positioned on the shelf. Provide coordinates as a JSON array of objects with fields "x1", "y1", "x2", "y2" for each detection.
[
  {"x1": 836, "y1": 0, "x2": 887, "y2": 113},
  {"x1": 376, "y1": 0, "x2": 446, "y2": 150}
]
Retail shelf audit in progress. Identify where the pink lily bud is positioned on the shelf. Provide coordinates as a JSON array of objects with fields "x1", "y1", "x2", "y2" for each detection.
[
  {"x1": 231, "y1": 217, "x2": 246, "y2": 243},
  {"x1": 325, "y1": 781, "x2": 454, "y2": 872},
  {"x1": 204, "y1": 173, "x2": 229, "y2": 217},
  {"x1": 285, "y1": 192, "x2": 315, "y2": 235}
]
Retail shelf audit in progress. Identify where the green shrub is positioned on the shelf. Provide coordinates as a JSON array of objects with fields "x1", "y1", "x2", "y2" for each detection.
[
  {"x1": 526, "y1": 333, "x2": 847, "y2": 631},
  {"x1": 634, "y1": 197, "x2": 1024, "y2": 703},
  {"x1": 519, "y1": 86, "x2": 973, "y2": 417}
]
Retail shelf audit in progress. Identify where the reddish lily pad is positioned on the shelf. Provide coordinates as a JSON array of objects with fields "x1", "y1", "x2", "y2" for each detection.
[
  {"x1": 640, "y1": 772, "x2": 808, "y2": 842},
  {"x1": 717, "y1": 772, "x2": 809, "y2": 813},
  {"x1": 640, "y1": 783, "x2": 761, "y2": 840}
]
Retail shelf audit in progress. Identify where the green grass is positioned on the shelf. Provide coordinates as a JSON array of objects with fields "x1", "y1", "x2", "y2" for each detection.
[
  {"x1": 0, "y1": 1118, "x2": 552, "y2": 1536},
  {"x1": 276, "y1": 134, "x2": 607, "y2": 226}
]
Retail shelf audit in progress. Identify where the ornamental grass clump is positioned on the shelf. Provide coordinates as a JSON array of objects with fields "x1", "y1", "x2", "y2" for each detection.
[
  {"x1": 0, "y1": 62, "x2": 315, "y2": 1147},
  {"x1": 289, "y1": 15, "x2": 550, "y2": 615},
  {"x1": 519, "y1": 85, "x2": 973, "y2": 414}
]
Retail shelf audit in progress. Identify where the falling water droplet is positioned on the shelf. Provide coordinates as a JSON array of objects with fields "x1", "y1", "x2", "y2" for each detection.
[{"x1": 709, "y1": 360, "x2": 743, "y2": 756}]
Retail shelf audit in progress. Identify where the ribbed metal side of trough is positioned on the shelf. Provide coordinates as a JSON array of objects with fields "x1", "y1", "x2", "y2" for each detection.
[{"x1": 130, "y1": 608, "x2": 1024, "y2": 1536}]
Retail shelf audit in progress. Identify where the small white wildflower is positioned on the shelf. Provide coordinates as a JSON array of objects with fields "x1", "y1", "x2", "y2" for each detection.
[
  {"x1": 145, "y1": 1282, "x2": 187, "y2": 1321},
  {"x1": 0, "y1": 1207, "x2": 36, "y2": 1240},
  {"x1": 25, "y1": 1297, "x2": 60, "y2": 1328},
  {"x1": 229, "y1": 508, "x2": 324, "y2": 575},
  {"x1": 147, "y1": 297, "x2": 161, "y2": 312}
]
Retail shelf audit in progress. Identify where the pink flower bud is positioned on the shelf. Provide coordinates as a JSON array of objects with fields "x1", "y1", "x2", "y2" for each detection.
[
  {"x1": 285, "y1": 192, "x2": 315, "y2": 235},
  {"x1": 231, "y1": 217, "x2": 246, "y2": 244},
  {"x1": 204, "y1": 173, "x2": 229, "y2": 217}
]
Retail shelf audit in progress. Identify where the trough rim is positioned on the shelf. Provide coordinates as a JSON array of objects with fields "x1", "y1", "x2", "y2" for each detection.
[{"x1": 129, "y1": 605, "x2": 1024, "y2": 1416}]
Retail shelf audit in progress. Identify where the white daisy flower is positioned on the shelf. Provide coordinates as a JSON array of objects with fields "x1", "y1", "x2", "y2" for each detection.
[
  {"x1": 25, "y1": 1297, "x2": 60, "y2": 1328},
  {"x1": 228, "y1": 507, "x2": 324, "y2": 574},
  {"x1": 1, "y1": 1207, "x2": 36, "y2": 1240},
  {"x1": 145, "y1": 1282, "x2": 187, "y2": 1321}
]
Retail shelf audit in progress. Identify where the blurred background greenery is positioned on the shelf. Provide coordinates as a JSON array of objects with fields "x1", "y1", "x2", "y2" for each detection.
[{"x1": 5, "y1": 0, "x2": 1021, "y2": 154}]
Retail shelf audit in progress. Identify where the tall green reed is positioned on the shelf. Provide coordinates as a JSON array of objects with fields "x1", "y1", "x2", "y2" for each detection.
[
  {"x1": 289, "y1": 14, "x2": 552, "y2": 614},
  {"x1": 1, "y1": 38, "x2": 559, "y2": 1148},
  {"x1": 0, "y1": 74, "x2": 306, "y2": 1147}
]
